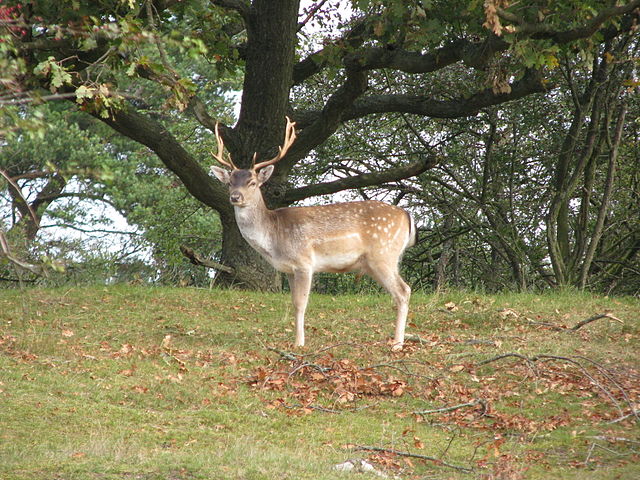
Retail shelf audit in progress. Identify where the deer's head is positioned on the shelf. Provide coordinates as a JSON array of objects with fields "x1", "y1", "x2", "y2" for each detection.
[{"x1": 210, "y1": 118, "x2": 296, "y2": 208}]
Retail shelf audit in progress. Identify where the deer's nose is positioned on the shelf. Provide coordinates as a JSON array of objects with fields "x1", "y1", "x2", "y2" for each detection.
[{"x1": 230, "y1": 192, "x2": 244, "y2": 204}]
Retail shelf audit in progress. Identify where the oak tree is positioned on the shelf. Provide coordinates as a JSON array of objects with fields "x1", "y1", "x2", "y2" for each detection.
[{"x1": 2, "y1": 0, "x2": 639, "y2": 289}]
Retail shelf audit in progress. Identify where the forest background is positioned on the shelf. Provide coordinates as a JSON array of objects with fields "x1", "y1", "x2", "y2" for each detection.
[{"x1": 0, "y1": 0, "x2": 639, "y2": 295}]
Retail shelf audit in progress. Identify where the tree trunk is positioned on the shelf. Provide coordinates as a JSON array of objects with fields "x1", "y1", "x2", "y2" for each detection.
[
  {"x1": 433, "y1": 217, "x2": 454, "y2": 291},
  {"x1": 7, "y1": 173, "x2": 67, "y2": 244},
  {"x1": 210, "y1": 0, "x2": 298, "y2": 290},
  {"x1": 234, "y1": 0, "x2": 300, "y2": 165},
  {"x1": 578, "y1": 103, "x2": 626, "y2": 288}
]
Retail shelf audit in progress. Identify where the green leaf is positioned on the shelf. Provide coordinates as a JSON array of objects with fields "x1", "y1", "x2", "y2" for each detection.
[{"x1": 75, "y1": 85, "x2": 95, "y2": 103}]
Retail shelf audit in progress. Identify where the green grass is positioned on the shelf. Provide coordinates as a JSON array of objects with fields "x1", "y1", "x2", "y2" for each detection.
[{"x1": 1, "y1": 286, "x2": 639, "y2": 479}]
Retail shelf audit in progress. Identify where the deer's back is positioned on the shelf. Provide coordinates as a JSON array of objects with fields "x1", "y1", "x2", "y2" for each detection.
[{"x1": 271, "y1": 201, "x2": 413, "y2": 273}]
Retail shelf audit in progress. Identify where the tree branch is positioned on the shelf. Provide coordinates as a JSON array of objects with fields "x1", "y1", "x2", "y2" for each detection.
[
  {"x1": 344, "y1": 35, "x2": 508, "y2": 73},
  {"x1": 280, "y1": 68, "x2": 369, "y2": 174},
  {"x1": 353, "y1": 445, "x2": 474, "y2": 474},
  {"x1": 210, "y1": 0, "x2": 250, "y2": 23},
  {"x1": 297, "y1": 0, "x2": 331, "y2": 32},
  {"x1": 414, "y1": 399, "x2": 487, "y2": 417},
  {"x1": 292, "y1": 19, "x2": 370, "y2": 85},
  {"x1": 284, "y1": 154, "x2": 437, "y2": 203},
  {"x1": 341, "y1": 68, "x2": 549, "y2": 120},
  {"x1": 570, "y1": 313, "x2": 623, "y2": 331},
  {"x1": 94, "y1": 103, "x2": 232, "y2": 219},
  {"x1": 500, "y1": 0, "x2": 640, "y2": 42},
  {"x1": 180, "y1": 245, "x2": 234, "y2": 274},
  {"x1": 0, "y1": 230, "x2": 43, "y2": 276}
]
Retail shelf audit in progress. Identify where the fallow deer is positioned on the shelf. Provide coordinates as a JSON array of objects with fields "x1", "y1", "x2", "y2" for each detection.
[{"x1": 210, "y1": 118, "x2": 416, "y2": 350}]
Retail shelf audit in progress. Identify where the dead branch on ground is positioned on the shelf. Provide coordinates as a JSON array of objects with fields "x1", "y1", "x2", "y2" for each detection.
[
  {"x1": 354, "y1": 445, "x2": 474, "y2": 474},
  {"x1": 414, "y1": 399, "x2": 487, "y2": 418},
  {"x1": 477, "y1": 353, "x2": 638, "y2": 423},
  {"x1": 571, "y1": 313, "x2": 623, "y2": 330},
  {"x1": 526, "y1": 312, "x2": 623, "y2": 331}
]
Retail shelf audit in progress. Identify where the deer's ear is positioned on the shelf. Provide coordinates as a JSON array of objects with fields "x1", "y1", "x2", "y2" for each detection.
[
  {"x1": 210, "y1": 166, "x2": 231, "y2": 184},
  {"x1": 256, "y1": 165, "x2": 274, "y2": 185}
]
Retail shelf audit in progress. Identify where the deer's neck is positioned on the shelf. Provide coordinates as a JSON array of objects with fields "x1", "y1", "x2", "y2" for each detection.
[{"x1": 233, "y1": 194, "x2": 276, "y2": 257}]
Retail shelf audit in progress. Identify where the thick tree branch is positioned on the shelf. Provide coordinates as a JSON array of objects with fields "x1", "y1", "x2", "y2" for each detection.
[
  {"x1": 500, "y1": 0, "x2": 640, "y2": 42},
  {"x1": 133, "y1": 62, "x2": 244, "y2": 155},
  {"x1": 210, "y1": 0, "x2": 250, "y2": 23},
  {"x1": 94, "y1": 103, "x2": 232, "y2": 219},
  {"x1": 344, "y1": 36, "x2": 508, "y2": 73},
  {"x1": 293, "y1": 19, "x2": 370, "y2": 85},
  {"x1": 280, "y1": 69, "x2": 368, "y2": 175},
  {"x1": 341, "y1": 69, "x2": 548, "y2": 120},
  {"x1": 294, "y1": 0, "x2": 639, "y2": 85},
  {"x1": 283, "y1": 154, "x2": 437, "y2": 203},
  {"x1": 0, "y1": 230, "x2": 43, "y2": 276}
]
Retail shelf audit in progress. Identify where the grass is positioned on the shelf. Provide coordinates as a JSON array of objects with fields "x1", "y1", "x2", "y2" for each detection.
[{"x1": 0, "y1": 285, "x2": 639, "y2": 479}]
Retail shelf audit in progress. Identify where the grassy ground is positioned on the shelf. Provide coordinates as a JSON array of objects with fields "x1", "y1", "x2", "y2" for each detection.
[{"x1": 0, "y1": 286, "x2": 638, "y2": 479}]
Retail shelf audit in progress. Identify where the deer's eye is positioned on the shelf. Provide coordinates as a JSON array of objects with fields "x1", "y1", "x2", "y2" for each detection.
[{"x1": 248, "y1": 181, "x2": 257, "y2": 188}]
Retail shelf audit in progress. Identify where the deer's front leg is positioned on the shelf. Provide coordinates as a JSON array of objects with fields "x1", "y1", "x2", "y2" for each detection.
[{"x1": 288, "y1": 270, "x2": 312, "y2": 347}]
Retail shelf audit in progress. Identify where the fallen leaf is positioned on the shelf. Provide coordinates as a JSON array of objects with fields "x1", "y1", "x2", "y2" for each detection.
[
  {"x1": 444, "y1": 301, "x2": 459, "y2": 311},
  {"x1": 499, "y1": 308, "x2": 519, "y2": 319}
]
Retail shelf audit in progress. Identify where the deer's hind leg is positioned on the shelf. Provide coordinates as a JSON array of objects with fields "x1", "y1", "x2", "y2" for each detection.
[{"x1": 365, "y1": 260, "x2": 411, "y2": 349}]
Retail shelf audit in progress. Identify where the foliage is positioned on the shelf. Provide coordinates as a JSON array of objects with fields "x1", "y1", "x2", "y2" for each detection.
[
  {"x1": 1, "y1": 0, "x2": 639, "y2": 290},
  {"x1": 0, "y1": 101, "x2": 228, "y2": 286},
  {"x1": 292, "y1": 32, "x2": 640, "y2": 294},
  {"x1": 0, "y1": 10, "x2": 243, "y2": 286}
]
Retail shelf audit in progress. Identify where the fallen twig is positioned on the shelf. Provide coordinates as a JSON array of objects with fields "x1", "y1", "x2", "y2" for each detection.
[
  {"x1": 608, "y1": 409, "x2": 640, "y2": 424},
  {"x1": 586, "y1": 435, "x2": 640, "y2": 444},
  {"x1": 525, "y1": 319, "x2": 562, "y2": 329},
  {"x1": 307, "y1": 342, "x2": 361, "y2": 356},
  {"x1": 536, "y1": 355, "x2": 626, "y2": 419},
  {"x1": 266, "y1": 346, "x2": 300, "y2": 362},
  {"x1": 573, "y1": 355, "x2": 640, "y2": 422},
  {"x1": 477, "y1": 353, "x2": 630, "y2": 420},
  {"x1": 288, "y1": 361, "x2": 331, "y2": 377},
  {"x1": 526, "y1": 313, "x2": 623, "y2": 331},
  {"x1": 405, "y1": 333, "x2": 430, "y2": 344},
  {"x1": 585, "y1": 442, "x2": 631, "y2": 466},
  {"x1": 265, "y1": 346, "x2": 331, "y2": 377},
  {"x1": 354, "y1": 445, "x2": 473, "y2": 474},
  {"x1": 413, "y1": 399, "x2": 486, "y2": 417},
  {"x1": 283, "y1": 402, "x2": 372, "y2": 414},
  {"x1": 571, "y1": 313, "x2": 623, "y2": 331},
  {"x1": 477, "y1": 353, "x2": 537, "y2": 371},
  {"x1": 405, "y1": 334, "x2": 497, "y2": 346},
  {"x1": 439, "y1": 430, "x2": 459, "y2": 459}
]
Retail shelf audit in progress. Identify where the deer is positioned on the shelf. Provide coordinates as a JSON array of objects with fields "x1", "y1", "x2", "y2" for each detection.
[{"x1": 210, "y1": 117, "x2": 416, "y2": 350}]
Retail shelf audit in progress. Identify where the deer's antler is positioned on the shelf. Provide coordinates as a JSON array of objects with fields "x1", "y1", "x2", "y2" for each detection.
[
  {"x1": 210, "y1": 123, "x2": 237, "y2": 170},
  {"x1": 253, "y1": 116, "x2": 297, "y2": 170}
]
